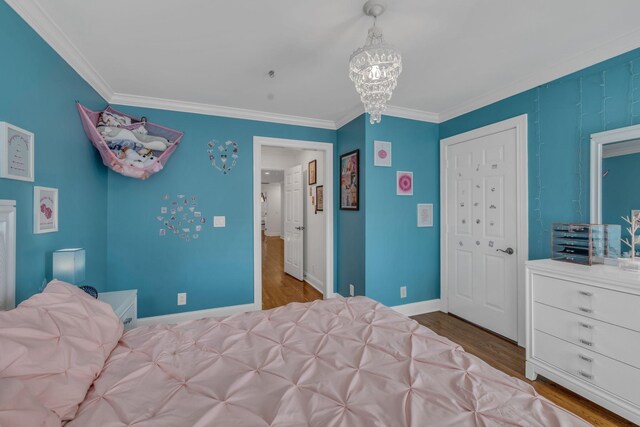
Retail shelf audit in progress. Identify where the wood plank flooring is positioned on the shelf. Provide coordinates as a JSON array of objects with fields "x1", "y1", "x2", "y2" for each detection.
[
  {"x1": 262, "y1": 234, "x2": 323, "y2": 310},
  {"x1": 412, "y1": 311, "x2": 634, "y2": 426}
]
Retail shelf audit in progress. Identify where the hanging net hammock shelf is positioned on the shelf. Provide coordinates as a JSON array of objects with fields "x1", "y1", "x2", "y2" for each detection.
[{"x1": 77, "y1": 103, "x2": 184, "y2": 179}]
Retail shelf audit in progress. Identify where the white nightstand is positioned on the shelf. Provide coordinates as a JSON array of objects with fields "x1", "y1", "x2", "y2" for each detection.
[{"x1": 98, "y1": 290, "x2": 137, "y2": 331}]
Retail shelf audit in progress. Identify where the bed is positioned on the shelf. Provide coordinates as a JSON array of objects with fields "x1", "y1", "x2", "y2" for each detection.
[{"x1": 0, "y1": 281, "x2": 589, "y2": 426}]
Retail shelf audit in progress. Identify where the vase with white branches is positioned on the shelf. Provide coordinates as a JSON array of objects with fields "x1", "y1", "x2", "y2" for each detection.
[
  {"x1": 619, "y1": 212, "x2": 640, "y2": 271},
  {"x1": 621, "y1": 212, "x2": 640, "y2": 259}
]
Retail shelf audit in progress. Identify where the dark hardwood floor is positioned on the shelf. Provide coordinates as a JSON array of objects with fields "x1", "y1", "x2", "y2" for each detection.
[
  {"x1": 412, "y1": 311, "x2": 635, "y2": 427},
  {"x1": 262, "y1": 234, "x2": 323, "y2": 310}
]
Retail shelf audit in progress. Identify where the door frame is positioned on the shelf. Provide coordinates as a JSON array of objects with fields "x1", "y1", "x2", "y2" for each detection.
[
  {"x1": 0, "y1": 200, "x2": 16, "y2": 311},
  {"x1": 253, "y1": 136, "x2": 334, "y2": 309},
  {"x1": 440, "y1": 114, "x2": 528, "y2": 346}
]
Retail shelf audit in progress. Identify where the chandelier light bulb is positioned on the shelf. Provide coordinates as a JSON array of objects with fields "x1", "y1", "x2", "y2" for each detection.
[{"x1": 369, "y1": 65, "x2": 382, "y2": 80}]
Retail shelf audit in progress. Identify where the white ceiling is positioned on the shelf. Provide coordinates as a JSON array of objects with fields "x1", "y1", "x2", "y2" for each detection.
[
  {"x1": 261, "y1": 169, "x2": 284, "y2": 184},
  {"x1": 9, "y1": 0, "x2": 640, "y2": 127}
]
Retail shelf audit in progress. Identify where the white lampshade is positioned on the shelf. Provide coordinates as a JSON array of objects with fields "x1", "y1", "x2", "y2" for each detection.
[{"x1": 53, "y1": 248, "x2": 85, "y2": 284}]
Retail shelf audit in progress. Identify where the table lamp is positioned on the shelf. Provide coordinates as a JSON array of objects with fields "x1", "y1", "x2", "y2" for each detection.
[{"x1": 53, "y1": 248, "x2": 85, "y2": 284}]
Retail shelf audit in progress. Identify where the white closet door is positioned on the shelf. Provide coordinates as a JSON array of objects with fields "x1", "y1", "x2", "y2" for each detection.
[{"x1": 445, "y1": 128, "x2": 518, "y2": 340}]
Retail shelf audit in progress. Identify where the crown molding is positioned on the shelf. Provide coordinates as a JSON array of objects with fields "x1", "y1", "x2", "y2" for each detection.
[
  {"x1": 110, "y1": 93, "x2": 337, "y2": 130},
  {"x1": 5, "y1": 0, "x2": 114, "y2": 101},
  {"x1": 335, "y1": 104, "x2": 441, "y2": 129},
  {"x1": 335, "y1": 104, "x2": 365, "y2": 129},
  {"x1": 439, "y1": 27, "x2": 640, "y2": 123},
  {"x1": 384, "y1": 105, "x2": 440, "y2": 123}
]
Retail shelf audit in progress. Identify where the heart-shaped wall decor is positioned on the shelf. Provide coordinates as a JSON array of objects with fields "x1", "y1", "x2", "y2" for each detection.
[{"x1": 207, "y1": 140, "x2": 239, "y2": 174}]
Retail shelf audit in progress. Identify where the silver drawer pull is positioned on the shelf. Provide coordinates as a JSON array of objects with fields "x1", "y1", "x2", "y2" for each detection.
[
  {"x1": 578, "y1": 307, "x2": 593, "y2": 313},
  {"x1": 578, "y1": 370, "x2": 593, "y2": 380},
  {"x1": 578, "y1": 322, "x2": 593, "y2": 329},
  {"x1": 123, "y1": 317, "x2": 133, "y2": 325},
  {"x1": 578, "y1": 338, "x2": 593, "y2": 347},
  {"x1": 578, "y1": 354, "x2": 593, "y2": 363},
  {"x1": 578, "y1": 290, "x2": 593, "y2": 297}
]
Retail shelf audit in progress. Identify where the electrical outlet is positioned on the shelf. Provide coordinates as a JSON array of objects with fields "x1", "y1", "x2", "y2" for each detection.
[
  {"x1": 177, "y1": 293, "x2": 187, "y2": 306},
  {"x1": 400, "y1": 286, "x2": 407, "y2": 299},
  {"x1": 349, "y1": 284, "x2": 355, "y2": 296}
]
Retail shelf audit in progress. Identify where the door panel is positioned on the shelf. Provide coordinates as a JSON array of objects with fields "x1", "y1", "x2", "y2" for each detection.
[
  {"x1": 446, "y1": 128, "x2": 518, "y2": 340},
  {"x1": 284, "y1": 165, "x2": 304, "y2": 280}
]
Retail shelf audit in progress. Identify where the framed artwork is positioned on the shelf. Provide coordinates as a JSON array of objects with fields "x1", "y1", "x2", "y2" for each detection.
[
  {"x1": 374, "y1": 140, "x2": 392, "y2": 167},
  {"x1": 316, "y1": 185, "x2": 324, "y2": 212},
  {"x1": 340, "y1": 149, "x2": 359, "y2": 210},
  {"x1": 397, "y1": 171, "x2": 413, "y2": 196},
  {"x1": 34, "y1": 186, "x2": 58, "y2": 234},
  {"x1": 417, "y1": 204, "x2": 433, "y2": 227},
  {"x1": 0, "y1": 122, "x2": 35, "y2": 182},
  {"x1": 308, "y1": 159, "x2": 317, "y2": 185}
]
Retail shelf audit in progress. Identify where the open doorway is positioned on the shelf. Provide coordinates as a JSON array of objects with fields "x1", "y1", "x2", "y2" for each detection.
[{"x1": 254, "y1": 137, "x2": 334, "y2": 310}]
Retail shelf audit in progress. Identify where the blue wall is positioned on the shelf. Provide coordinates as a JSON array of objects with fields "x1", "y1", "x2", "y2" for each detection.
[
  {"x1": 336, "y1": 116, "x2": 366, "y2": 297},
  {"x1": 0, "y1": 2, "x2": 108, "y2": 303},
  {"x1": 8, "y1": 0, "x2": 640, "y2": 314},
  {"x1": 107, "y1": 105, "x2": 335, "y2": 317},
  {"x1": 441, "y1": 49, "x2": 640, "y2": 260},
  {"x1": 602, "y1": 152, "x2": 640, "y2": 249},
  {"x1": 365, "y1": 116, "x2": 440, "y2": 305}
]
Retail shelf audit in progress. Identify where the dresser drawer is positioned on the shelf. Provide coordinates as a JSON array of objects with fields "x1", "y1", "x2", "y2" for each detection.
[
  {"x1": 532, "y1": 273, "x2": 640, "y2": 332},
  {"x1": 534, "y1": 302, "x2": 640, "y2": 367},
  {"x1": 534, "y1": 330, "x2": 640, "y2": 406}
]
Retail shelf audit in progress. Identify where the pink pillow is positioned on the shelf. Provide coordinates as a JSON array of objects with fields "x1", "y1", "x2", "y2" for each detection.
[{"x1": 0, "y1": 281, "x2": 123, "y2": 421}]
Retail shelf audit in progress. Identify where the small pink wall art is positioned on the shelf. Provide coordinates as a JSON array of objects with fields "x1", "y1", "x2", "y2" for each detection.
[
  {"x1": 396, "y1": 171, "x2": 413, "y2": 196},
  {"x1": 33, "y1": 186, "x2": 58, "y2": 233},
  {"x1": 374, "y1": 140, "x2": 391, "y2": 167}
]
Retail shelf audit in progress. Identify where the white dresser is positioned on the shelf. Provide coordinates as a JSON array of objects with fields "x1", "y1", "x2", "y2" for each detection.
[{"x1": 526, "y1": 259, "x2": 640, "y2": 424}]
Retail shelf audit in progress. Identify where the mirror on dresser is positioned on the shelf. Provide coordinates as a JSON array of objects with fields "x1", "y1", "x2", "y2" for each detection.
[{"x1": 591, "y1": 124, "x2": 640, "y2": 258}]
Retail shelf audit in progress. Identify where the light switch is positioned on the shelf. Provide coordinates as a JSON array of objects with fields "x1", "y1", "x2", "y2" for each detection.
[{"x1": 213, "y1": 216, "x2": 226, "y2": 227}]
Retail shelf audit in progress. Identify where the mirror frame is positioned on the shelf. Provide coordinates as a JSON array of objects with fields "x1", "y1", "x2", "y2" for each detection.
[{"x1": 590, "y1": 123, "x2": 640, "y2": 223}]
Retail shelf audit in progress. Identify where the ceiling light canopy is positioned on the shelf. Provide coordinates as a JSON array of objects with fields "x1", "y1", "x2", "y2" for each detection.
[{"x1": 349, "y1": 1, "x2": 402, "y2": 124}]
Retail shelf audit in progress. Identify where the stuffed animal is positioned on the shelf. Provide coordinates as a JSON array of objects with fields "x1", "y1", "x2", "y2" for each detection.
[
  {"x1": 97, "y1": 111, "x2": 133, "y2": 128},
  {"x1": 121, "y1": 147, "x2": 158, "y2": 168},
  {"x1": 107, "y1": 139, "x2": 141, "y2": 150},
  {"x1": 98, "y1": 126, "x2": 171, "y2": 151}
]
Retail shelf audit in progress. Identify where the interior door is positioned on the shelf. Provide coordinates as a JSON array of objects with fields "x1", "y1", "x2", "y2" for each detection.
[
  {"x1": 284, "y1": 165, "x2": 304, "y2": 280},
  {"x1": 445, "y1": 127, "x2": 518, "y2": 340}
]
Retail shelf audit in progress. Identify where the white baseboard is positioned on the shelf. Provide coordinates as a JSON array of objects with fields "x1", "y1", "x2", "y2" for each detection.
[
  {"x1": 137, "y1": 302, "x2": 259, "y2": 327},
  {"x1": 303, "y1": 272, "x2": 324, "y2": 295},
  {"x1": 264, "y1": 231, "x2": 281, "y2": 237},
  {"x1": 391, "y1": 299, "x2": 441, "y2": 317}
]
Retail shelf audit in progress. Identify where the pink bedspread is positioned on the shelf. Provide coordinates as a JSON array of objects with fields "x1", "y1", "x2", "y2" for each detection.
[{"x1": 69, "y1": 297, "x2": 588, "y2": 426}]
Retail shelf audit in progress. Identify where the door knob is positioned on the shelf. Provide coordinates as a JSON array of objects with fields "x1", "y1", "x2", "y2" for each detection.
[
  {"x1": 496, "y1": 247, "x2": 514, "y2": 255},
  {"x1": 295, "y1": 226, "x2": 305, "y2": 231}
]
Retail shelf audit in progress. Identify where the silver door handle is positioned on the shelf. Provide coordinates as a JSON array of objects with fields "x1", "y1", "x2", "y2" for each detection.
[
  {"x1": 295, "y1": 226, "x2": 305, "y2": 231},
  {"x1": 496, "y1": 248, "x2": 514, "y2": 255}
]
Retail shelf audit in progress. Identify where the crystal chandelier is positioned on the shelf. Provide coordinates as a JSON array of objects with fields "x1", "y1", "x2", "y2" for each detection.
[{"x1": 349, "y1": 1, "x2": 402, "y2": 124}]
